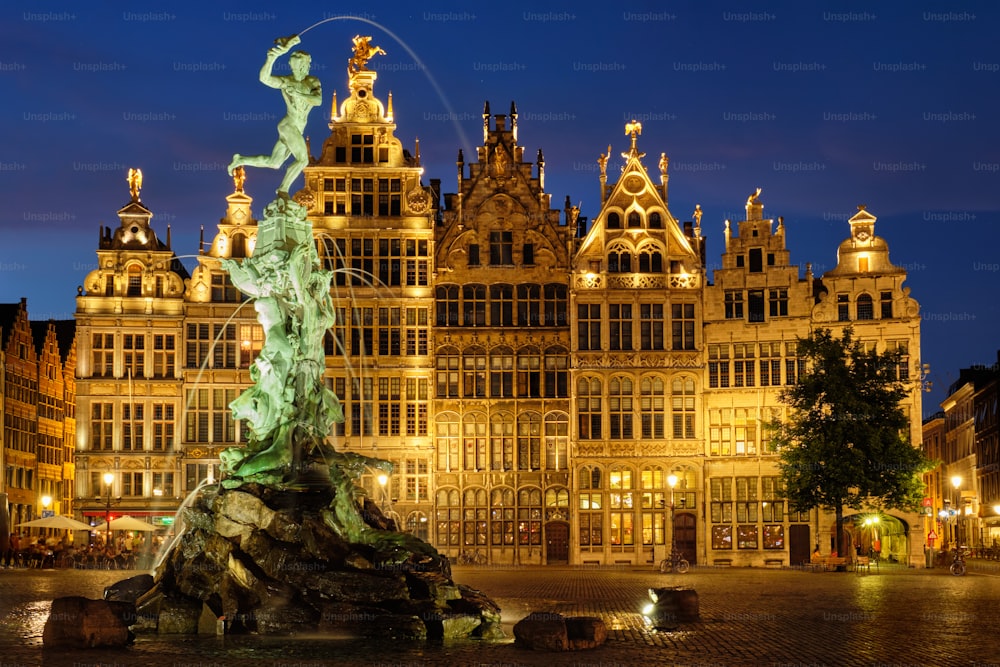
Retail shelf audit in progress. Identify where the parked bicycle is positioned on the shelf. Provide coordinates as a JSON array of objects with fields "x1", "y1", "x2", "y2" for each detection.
[
  {"x1": 658, "y1": 548, "x2": 690, "y2": 574},
  {"x1": 455, "y1": 549, "x2": 487, "y2": 565},
  {"x1": 950, "y1": 547, "x2": 968, "y2": 576}
]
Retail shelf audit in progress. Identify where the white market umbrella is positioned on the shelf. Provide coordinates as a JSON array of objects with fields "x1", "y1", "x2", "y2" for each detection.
[
  {"x1": 91, "y1": 516, "x2": 158, "y2": 532},
  {"x1": 18, "y1": 515, "x2": 94, "y2": 531}
]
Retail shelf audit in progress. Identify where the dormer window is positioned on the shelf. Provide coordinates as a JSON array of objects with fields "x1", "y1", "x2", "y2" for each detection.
[{"x1": 126, "y1": 265, "x2": 142, "y2": 297}]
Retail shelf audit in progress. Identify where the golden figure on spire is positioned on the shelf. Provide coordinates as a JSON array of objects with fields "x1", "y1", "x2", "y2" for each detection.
[
  {"x1": 127, "y1": 168, "x2": 143, "y2": 202},
  {"x1": 625, "y1": 119, "x2": 642, "y2": 139},
  {"x1": 348, "y1": 35, "x2": 386, "y2": 77},
  {"x1": 233, "y1": 166, "x2": 246, "y2": 194}
]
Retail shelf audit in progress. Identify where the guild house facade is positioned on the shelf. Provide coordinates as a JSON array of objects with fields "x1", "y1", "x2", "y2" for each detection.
[{"x1": 72, "y1": 46, "x2": 926, "y2": 567}]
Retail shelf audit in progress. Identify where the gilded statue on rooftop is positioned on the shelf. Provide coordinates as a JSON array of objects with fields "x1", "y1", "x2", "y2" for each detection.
[{"x1": 348, "y1": 35, "x2": 386, "y2": 76}]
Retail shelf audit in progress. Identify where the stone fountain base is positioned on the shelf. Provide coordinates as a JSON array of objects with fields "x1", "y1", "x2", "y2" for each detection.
[{"x1": 130, "y1": 479, "x2": 503, "y2": 640}]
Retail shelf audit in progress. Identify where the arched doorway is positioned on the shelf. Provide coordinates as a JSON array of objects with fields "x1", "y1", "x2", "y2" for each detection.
[
  {"x1": 545, "y1": 521, "x2": 569, "y2": 564},
  {"x1": 844, "y1": 513, "x2": 910, "y2": 564},
  {"x1": 673, "y1": 512, "x2": 697, "y2": 564}
]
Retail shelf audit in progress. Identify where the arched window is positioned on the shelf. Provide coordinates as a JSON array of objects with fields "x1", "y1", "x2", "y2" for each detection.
[
  {"x1": 435, "y1": 412, "x2": 460, "y2": 471},
  {"x1": 856, "y1": 294, "x2": 874, "y2": 320},
  {"x1": 671, "y1": 376, "x2": 696, "y2": 439},
  {"x1": 518, "y1": 487, "x2": 543, "y2": 546},
  {"x1": 231, "y1": 233, "x2": 247, "y2": 258},
  {"x1": 463, "y1": 284, "x2": 487, "y2": 326},
  {"x1": 435, "y1": 346, "x2": 460, "y2": 397},
  {"x1": 577, "y1": 377, "x2": 602, "y2": 439},
  {"x1": 463, "y1": 412, "x2": 487, "y2": 471},
  {"x1": 545, "y1": 487, "x2": 570, "y2": 508},
  {"x1": 491, "y1": 487, "x2": 515, "y2": 545},
  {"x1": 126, "y1": 264, "x2": 142, "y2": 297},
  {"x1": 627, "y1": 211, "x2": 641, "y2": 228},
  {"x1": 609, "y1": 376, "x2": 634, "y2": 439},
  {"x1": 517, "y1": 283, "x2": 542, "y2": 326},
  {"x1": 436, "y1": 488, "x2": 461, "y2": 546},
  {"x1": 462, "y1": 487, "x2": 488, "y2": 547},
  {"x1": 405, "y1": 511, "x2": 429, "y2": 541},
  {"x1": 517, "y1": 411, "x2": 542, "y2": 470},
  {"x1": 607, "y1": 212, "x2": 621, "y2": 229},
  {"x1": 490, "y1": 412, "x2": 515, "y2": 471},
  {"x1": 544, "y1": 412, "x2": 569, "y2": 470},
  {"x1": 649, "y1": 212, "x2": 663, "y2": 228},
  {"x1": 436, "y1": 284, "x2": 459, "y2": 326},
  {"x1": 640, "y1": 376, "x2": 665, "y2": 439}
]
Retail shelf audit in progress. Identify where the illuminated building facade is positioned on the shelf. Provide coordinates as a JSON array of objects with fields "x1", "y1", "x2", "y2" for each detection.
[
  {"x1": 74, "y1": 181, "x2": 190, "y2": 527},
  {"x1": 1, "y1": 299, "x2": 76, "y2": 528},
  {"x1": 68, "y1": 56, "x2": 928, "y2": 565}
]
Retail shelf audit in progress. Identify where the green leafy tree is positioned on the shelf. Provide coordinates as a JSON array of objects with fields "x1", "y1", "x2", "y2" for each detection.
[{"x1": 769, "y1": 327, "x2": 932, "y2": 561}]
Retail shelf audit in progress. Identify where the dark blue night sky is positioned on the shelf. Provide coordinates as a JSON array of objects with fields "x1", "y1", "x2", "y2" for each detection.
[{"x1": 1, "y1": 1, "x2": 998, "y2": 415}]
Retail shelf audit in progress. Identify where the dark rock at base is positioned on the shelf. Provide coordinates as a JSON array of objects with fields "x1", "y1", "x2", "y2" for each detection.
[
  {"x1": 513, "y1": 612, "x2": 608, "y2": 651},
  {"x1": 318, "y1": 602, "x2": 427, "y2": 640},
  {"x1": 514, "y1": 612, "x2": 569, "y2": 651},
  {"x1": 43, "y1": 596, "x2": 135, "y2": 648},
  {"x1": 104, "y1": 573, "x2": 155, "y2": 603},
  {"x1": 140, "y1": 480, "x2": 504, "y2": 642}
]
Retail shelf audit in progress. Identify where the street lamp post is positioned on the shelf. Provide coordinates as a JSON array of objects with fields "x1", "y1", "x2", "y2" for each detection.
[
  {"x1": 103, "y1": 472, "x2": 115, "y2": 552},
  {"x1": 951, "y1": 475, "x2": 962, "y2": 548},
  {"x1": 667, "y1": 474, "x2": 678, "y2": 556}
]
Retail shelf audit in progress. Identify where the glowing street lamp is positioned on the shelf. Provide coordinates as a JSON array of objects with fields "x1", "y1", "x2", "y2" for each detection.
[
  {"x1": 377, "y1": 473, "x2": 389, "y2": 511},
  {"x1": 951, "y1": 476, "x2": 962, "y2": 547},
  {"x1": 667, "y1": 474, "x2": 678, "y2": 551}
]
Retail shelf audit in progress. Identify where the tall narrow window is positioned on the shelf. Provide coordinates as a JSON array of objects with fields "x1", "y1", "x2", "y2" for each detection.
[
  {"x1": 609, "y1": 303, "x2": 633, "y2": 351},
  {"x1": 578, "y1": 304, "x2": 601, "y2": 351},
  {"x1": 608, "y1": 377, "x2": 633, "y2": 440},
  {"x1": 671, "y1": 377, "x2": 695, "y2": 438},
  {"x1": 577, "y1": 377, "x2": 602, "y2": 439},
  {"x1": 880, "y1": 291, "x2": 893, "y2": 319},
  {"x1": 671, "y1": 303, "x2": 695, "y2": 350},
  {"x1": 856, "y1": 294, "x2": 874, "y2": 320},
  {"x1": 640, "y1": 303, "x2": 664, "y2": 350}
]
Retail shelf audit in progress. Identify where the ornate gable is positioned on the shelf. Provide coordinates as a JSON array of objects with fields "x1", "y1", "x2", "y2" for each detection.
[
  {"x1": 437, "y1": 102, "x2": 571, "y2": 275},
  {"x1": 574, "y1": 121, "x2": 702, "y2": 287}
]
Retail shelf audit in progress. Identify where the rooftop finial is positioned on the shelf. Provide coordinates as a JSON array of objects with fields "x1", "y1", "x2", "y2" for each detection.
[{"x1": 625, "y1": 119, "x2": 642, "y2": 151}]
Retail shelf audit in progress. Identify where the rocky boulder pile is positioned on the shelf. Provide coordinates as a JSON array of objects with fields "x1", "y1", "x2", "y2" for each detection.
[{"x1": 127, "y1": 481, "x2": 502, "y2": 640}]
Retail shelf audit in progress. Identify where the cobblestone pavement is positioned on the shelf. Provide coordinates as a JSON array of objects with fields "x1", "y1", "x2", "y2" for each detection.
[{"x1": 3, "y1": 561, "x2": 1000, "y2": 666}]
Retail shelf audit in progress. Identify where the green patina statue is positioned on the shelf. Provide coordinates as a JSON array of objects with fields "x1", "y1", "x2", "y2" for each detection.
[
  {"x1": 228, "y1": 35, "x2": 322, "y2": 196},
  {"x1": 219, "y1": 36, "x2": 397, "y2": 547}
]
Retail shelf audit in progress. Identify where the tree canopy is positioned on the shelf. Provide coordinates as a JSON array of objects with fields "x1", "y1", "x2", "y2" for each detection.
[{"x1": 769, "y1": 327, "x2": 932, "y2": 557}]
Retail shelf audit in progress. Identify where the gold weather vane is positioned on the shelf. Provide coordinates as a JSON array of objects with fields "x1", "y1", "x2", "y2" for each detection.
[
  {"x1": 747, "y1": 187, "x2": 762, "y2": 206},
  {"x1": 233, "y1": 166, "x2": 246, "y2": 194},
  {"x1": 127, "y1": 168, "x2": 143, "y2": 202},
  {"x1": 348, "y1": 35, "x2": 386, "y2": 76}
]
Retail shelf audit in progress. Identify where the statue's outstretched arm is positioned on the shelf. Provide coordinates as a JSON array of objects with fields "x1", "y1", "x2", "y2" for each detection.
[{"x1": 259, "y1": 35, "x2": 299, "y2": 88}]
